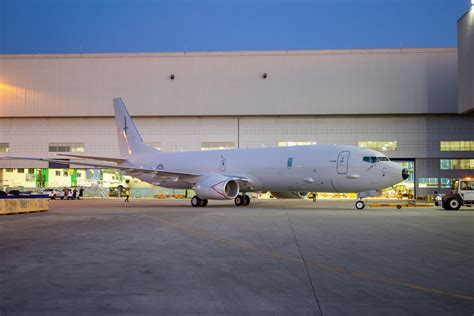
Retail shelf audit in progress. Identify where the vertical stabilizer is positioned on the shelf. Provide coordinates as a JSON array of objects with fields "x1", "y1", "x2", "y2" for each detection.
[{"x1": 113, "y1": 98, "x2": 156, "y2": 157}]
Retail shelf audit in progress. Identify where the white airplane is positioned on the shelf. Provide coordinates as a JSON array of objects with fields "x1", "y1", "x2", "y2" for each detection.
[{"x1": 5, "y1": 98, "x2": 409, "y2": 209}]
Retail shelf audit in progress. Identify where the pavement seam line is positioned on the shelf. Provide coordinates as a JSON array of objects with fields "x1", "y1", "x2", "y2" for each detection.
[
  {"x1": 141, "y1": 214, "x2": 474, "y2": 302},
  {"x1": 286, "y1": 210, "x2": 324, "y2": 316}
]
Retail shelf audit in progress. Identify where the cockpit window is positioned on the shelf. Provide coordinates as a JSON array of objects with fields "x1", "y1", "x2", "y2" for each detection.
[{"x1": 363, "y1": 156, "x2": 389, "y2": 163}]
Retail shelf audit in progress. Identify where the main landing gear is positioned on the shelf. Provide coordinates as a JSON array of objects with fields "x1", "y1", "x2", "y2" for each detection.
[
  {"x1": 191, "y1": 195, "x2": 250, "y2": 207},
  {"x1": 191, "y1": 196, "x2": 208, "y2": 207},
  {"x1": 235, "y1": 194, "x2": 250, "y2": 206}
]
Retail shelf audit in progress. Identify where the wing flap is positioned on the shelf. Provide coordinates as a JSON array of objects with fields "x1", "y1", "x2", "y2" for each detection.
[{"x1": 56, "y1": 154, "x2": 126, "y2": 164}]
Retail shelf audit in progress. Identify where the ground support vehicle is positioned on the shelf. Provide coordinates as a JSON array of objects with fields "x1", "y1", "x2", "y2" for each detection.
[{"x1": 437, "y1": 178, "x2": 474, "y2": 210}]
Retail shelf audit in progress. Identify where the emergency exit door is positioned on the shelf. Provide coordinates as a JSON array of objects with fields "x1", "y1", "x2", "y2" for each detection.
[{"x1": 337, "y1": 151, "x2": 350, "y2": 174}]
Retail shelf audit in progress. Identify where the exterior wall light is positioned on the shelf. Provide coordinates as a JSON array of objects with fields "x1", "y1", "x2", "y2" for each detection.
[
  {"x1": 169, "y1": 74, "x2": 175, "y2": 80},
  {"x1": 262, "y1": 73, "x2": 268, "y2": 79}
]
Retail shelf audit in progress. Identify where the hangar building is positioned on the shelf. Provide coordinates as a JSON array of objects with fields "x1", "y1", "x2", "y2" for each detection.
[{"x1": 0, "y1": 8, "x2": 473, "y2": 198}]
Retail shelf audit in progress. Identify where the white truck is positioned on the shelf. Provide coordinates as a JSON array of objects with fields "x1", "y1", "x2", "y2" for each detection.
[{"x1": 436, "y1": 178, "x2": 474, "y2": 210}]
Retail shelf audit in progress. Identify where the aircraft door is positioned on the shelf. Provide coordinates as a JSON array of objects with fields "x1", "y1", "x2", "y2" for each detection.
[{"x1": 337, "y1": 151, "x2": 350, "y2": 174}]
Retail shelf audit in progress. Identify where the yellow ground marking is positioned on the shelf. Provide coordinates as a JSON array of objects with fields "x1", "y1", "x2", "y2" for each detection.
[{"x1": 142, "y1": 214, "x2": 474, "y2": 302}]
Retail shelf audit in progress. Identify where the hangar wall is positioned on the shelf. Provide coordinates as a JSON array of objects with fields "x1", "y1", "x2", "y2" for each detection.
[
  {"x1": 0, "y1": 48, "x2": 472, "y2": 197},
  {"x1": 1, "y1": 115, "x2": 473, "y2": 195},
  {"x1": 458, "y1": 8, "x2": 474, "y2": 114},
  {"x1": 0, "y1": 48, "x2": 458, "y2": 117},
  {"x1": 1, "y1": 115, "x2": 473, "y2": 161}
]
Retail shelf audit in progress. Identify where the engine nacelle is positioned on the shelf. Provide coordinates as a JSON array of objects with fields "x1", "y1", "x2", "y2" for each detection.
[
  {"x1": 270, "y1": 191, "x2": 309, "y2": 199},
  {"x1": 195, "y1": 174, "x2": 240, "y2": 200}
]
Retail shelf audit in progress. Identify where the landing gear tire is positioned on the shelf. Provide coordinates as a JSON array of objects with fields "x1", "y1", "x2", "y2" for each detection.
[
  {"x1": 355, "y1": 200, "x2": 365, "y2": 210},
  {"x1": 191, "y1": 196, "x2": 201, "y2": 207},
  {"x1": 234, "y1": 195, "x2": 243, "y2": 206},
  {"x1": 242, "y1": 195, "x2": 250, "y2": 206},
  {"x1": 200, "y1": 199, "x2": 208, "y2": 207}
]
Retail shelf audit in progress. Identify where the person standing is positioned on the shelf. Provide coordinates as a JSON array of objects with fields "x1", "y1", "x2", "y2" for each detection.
[{"x1": 124, "y1": 188, "x2": 130, "y2": 203}]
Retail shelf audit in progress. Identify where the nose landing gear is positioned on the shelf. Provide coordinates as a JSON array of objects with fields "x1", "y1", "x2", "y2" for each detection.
[{"x1": 355, "y1": 200, "x2": 365, "y2": 210}]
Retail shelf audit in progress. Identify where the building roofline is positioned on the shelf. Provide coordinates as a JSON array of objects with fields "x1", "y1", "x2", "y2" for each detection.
[
  {"x1": 457, "y1": 6, "x2": 473, "y2": 22},
  {"x1": 0, "y1": 48, "x2": 457, "y2": 60}
]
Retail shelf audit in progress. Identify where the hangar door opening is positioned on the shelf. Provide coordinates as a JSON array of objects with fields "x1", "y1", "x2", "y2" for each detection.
[{"x1": 390, "y1": 159, "x2": 415, "y2": 199}]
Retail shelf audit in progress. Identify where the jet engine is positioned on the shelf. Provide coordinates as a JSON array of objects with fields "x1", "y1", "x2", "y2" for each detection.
[
  {"x1": 270, "y1": 191, "x2": 309, "y2": 199},
  {"x1": 194, "y1": 174, "x2": 240, "y2": 200}
]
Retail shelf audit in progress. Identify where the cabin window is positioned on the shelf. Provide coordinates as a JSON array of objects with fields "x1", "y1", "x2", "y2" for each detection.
[{"x1": 287, "y1": 157, "x2": 293, "y2": 168}]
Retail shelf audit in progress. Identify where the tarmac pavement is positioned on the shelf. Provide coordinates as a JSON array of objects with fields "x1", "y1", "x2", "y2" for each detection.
[{"x1": 0, "y1": 199, "x2": 473, "y2": 315}]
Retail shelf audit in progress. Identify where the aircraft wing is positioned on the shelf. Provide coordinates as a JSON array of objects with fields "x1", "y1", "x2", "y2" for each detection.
[{"x1": 1, "y1": 156, "x2": 201, "y2": 179}]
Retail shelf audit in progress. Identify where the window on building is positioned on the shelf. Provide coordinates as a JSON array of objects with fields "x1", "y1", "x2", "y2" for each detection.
[
  {"x1": 63, "y1": 171, "x2": 69, "y2": 177},
  {"x1": 418, "y1": 178, "x2": 439, "y2": 188},
  {"x1": 440, "y1": 178, "x2": 451, "y2": 188},
  {"x1": 201, "y1": 142, "x2": 235, "y2": 151},
  {"x1": 440, "y1": 159, "x2": 474, "y2": 170},
  {"x1": 49, "y1": 143, "x2": 84, "y2": 153},
  {"x1": 28, "y1": 168, "x2": 35, "y2": 174},
  {"x1": 77, "y1": 172, "x2": 82, "y2": 177},
  {"x1": 17, "y1": 168, "x2": 24, "y2": 173},
  {"x1": 6, "y1": 168, "x2": 13, "y2": 173},
  {"x1": 55, "y1": 170, "x2": 61, "y2": 176},
  {"x1": 278, "y1": 141, "x2": 317, "y2": 147},
  {"x1": 0, "y1": 143, "x2": 9, "y2": 152},
  {"x1": 358, "y1": 141, "x2": 397, "y2": 152},
  {"x1": 145, "y1": 142, "x2": 161, "y2": 150},
  {"x1": 440, "y1": 141, "x2": 474, "y2": 151}
]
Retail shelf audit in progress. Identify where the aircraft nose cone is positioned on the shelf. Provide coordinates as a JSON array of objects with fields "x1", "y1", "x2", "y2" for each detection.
[{"x1": 402, "y1": 168, "x2": 410, "y2": 180}]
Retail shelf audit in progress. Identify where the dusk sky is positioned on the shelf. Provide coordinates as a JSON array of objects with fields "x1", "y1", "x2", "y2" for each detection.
[{"x1": 0, "y1": 0, "x2": 470, "y2": 54}]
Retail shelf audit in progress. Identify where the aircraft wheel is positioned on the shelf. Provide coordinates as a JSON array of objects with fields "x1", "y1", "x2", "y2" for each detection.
[
  {"x1": 191, "y1": 196, "x2": 201, "y2": 207},
  {"x1": 234, "y1": 195, "x2": 243, "y2": 206},
  {"x1": 200, "y1": 199, "x2": 208, "y2": 207},
  {"x1": 242, "y1": 195, "x2": 250, "y2": 206},
  {"x1": 355, "y1": 200, "x2": 365, "y2": 210}
]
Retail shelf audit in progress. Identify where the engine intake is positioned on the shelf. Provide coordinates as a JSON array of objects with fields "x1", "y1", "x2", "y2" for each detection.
[{"x1": 195, "y1": 174, "x2": 240, "y2": 200}]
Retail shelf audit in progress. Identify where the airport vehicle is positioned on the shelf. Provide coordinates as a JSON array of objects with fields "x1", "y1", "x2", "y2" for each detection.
[
  {"x1": 437, "y1": 178, "x2": 474, "y2": 210},
  {"x1": 4, "y1": 98, "x2": 409, "y2": 209},
  {"x1": 42, "y1": 188, "x2": 64, "y2": 200}
]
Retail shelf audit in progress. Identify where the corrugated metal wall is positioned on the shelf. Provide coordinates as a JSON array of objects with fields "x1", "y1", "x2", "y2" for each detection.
[
  {"x1": 458, "y1": 9, "x2": 474, "y2": 114},
  {"x1": 0, "y1": 49, "x2": 458, "y2": 117}
]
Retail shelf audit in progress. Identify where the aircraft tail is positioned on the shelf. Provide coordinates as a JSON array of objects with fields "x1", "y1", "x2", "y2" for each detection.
[{"x1": 113, "y1": 98, "x2": 157, "y2": 157}]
